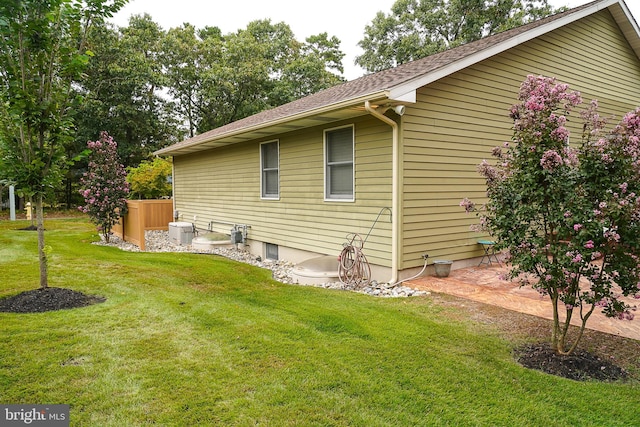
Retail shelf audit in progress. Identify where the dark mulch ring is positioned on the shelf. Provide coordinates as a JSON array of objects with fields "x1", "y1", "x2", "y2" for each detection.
[
  {"x1": 515, "y1": 342, "x2": 628, "y2": 381},
  {"x1": 0, "y1": 287, "x2": 105, "y2": 313}
]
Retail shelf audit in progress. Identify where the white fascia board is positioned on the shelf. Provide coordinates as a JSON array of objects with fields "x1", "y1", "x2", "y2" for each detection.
[
  {"x1": 389, "y1": 89, "x2": 417, "y2": 104},
  {"x1": 623, "y1": 1, "x2": 640, "y2": 35},
  {"x1": 155, "y1": 91, "x2": 390, "y2": 156},
  {"x1": 389, "y1": 0, "x2": 624, "y2": 99},
  {"x1": 614, "y1": 0, "x2": 640, "y2": 56}
]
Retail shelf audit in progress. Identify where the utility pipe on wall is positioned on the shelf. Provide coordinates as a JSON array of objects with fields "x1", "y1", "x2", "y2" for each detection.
[{"x1": 364, "y1": 101, "x2": 401, "y2": 285}]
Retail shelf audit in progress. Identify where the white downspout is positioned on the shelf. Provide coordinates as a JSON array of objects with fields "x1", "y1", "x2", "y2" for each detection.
[
  {"x1": 171, "y1": 158, "x2": 177, "y2": 220},
  {"x1": 365, "y1": 101, "x2": 400, "y2": 285}
]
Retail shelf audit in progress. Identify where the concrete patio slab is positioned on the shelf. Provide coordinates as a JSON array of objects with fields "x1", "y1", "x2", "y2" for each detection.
[{"x1": 406, "y1": 264, "x2": 640, "y2": 341}]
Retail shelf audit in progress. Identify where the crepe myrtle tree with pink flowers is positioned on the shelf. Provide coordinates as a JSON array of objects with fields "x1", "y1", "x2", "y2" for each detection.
[
  {"x1": 79, "y1": 132, "x2": 129, "y2": 242},
  {"x1": 461, "y1": 75, "x2": 640, "y2": 355}
]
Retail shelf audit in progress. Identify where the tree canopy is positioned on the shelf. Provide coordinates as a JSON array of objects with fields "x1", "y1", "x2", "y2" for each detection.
[
  {"x1": 73, "y1": 14, "x2": 181, "y2": 168},
  {"x1": 60, "y1": 15, "x2": 347, "y2": 207},
  {"x1": 162, "y1": 19, "x2": 345, "y2": 138},
  {"x1": 356, "y1": 0, "x2": 561, "y2": 72}
]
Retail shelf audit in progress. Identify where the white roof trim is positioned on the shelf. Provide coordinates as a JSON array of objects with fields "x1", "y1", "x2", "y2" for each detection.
[
  {"x1": 613, "y1": 0, "x2": 640, "y2": 32},
  {"x1": 155, "y1": 91, "x2": 389, "y2": 156}
]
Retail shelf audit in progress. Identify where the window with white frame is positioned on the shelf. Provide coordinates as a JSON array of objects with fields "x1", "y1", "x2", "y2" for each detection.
[
  {"x1": 261, "y1": 140, "x2": 279, "y2": 199},
  {"x1": 324, "y1": 126, "x2": 354, "y2": 200},
  {"x1": 265, "y1": 243, "x2": 279, "y2": 260}
]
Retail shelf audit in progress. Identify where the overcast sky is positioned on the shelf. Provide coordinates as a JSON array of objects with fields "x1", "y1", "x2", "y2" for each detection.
[{"x1": 110, "y1": 0, "x2": 640, "y2": 81}]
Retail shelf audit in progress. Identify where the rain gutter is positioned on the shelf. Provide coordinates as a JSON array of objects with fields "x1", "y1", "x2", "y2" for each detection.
[{"x1": 156, "y1": 92, "x2": 390, "y2": 156}]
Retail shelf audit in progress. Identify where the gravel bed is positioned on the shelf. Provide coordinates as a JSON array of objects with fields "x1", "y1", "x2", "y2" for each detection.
[{"x1": 94, "y1": 230, "x2": 429, "y2": 298}]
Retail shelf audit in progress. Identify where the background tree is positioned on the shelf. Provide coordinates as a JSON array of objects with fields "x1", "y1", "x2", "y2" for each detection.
[
  {"x1": 15, "y1": 11, "x2": 345, "y2": 211},
  {"x1": 75, "y1": 14, "x2": 182, "y2": 168},
  {"x1": 162, "y1": 19, "x2": 345, "y2": 135},
  {"x1": 270, "y1": 32, "x2": 345, "y2": 105},
  {"x1": 67, "y1": 14, "x2": 181, "y2": 208},
  {"x1": 356, "y1": 0, "x2": 560, "y2": 72},
  {"x1": 79, "y1": 132, "x2": 129, "y2": 241},
  {"x1": 462, "y1": 75, "x2": 640, "y2": 355},
  {"x1": 0, "y1": 0, "x2": 127, "y2": 288},
  {"x1": 126, "y1": 157, "x2": 172, "y2": 199},
  {"x1": 161, "y1": 23, "x2": 208, "y2": 138}
]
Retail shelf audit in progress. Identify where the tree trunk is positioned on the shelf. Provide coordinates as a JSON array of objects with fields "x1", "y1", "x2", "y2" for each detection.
[
  {"x1": 65, "y1": 175, "x2": 72, "y2": 209},
  {"x1": 550, "y1": 293, "x2": 559, "y2": 347},
  {"x1": 36, "y1": 194, "x2": 48, "y2": 289}
]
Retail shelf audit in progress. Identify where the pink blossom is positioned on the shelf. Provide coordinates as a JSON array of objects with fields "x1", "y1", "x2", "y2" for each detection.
[
  {"x1": 540, "y1": 150, "x2": 563, "y2": 171},
  {"x1": 459, "y1": 198, "x2": 475, "y2": 213},
  {"x1": 562, "y1": 147, "x2": 579, "y2": 166},
  {"x1": 584, "y1": 240, "x2": 595, "y2": 249},
  {"x1": 477, "y1": 160, "x2": 501, "y2": 183},
  {"x1": 551, "y1": 126, "x2": 569, "y2": 142},
  {"x1": 618, "y1": 311, "x2": 635, "y2": 321},
  {"x1": 604, "y1": 229, "x2": 621, "y2": 242},
  {"x1": 573, "y1": 224, "x2": 583, "y2": 231}
]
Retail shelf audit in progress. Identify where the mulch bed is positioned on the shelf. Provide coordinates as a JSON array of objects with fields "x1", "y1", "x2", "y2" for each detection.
[
  {"x1": 0, "y1": 287, "x2": 105, "y2": 313},
  {"x1": 18, "y1": 225, "x2": 38, "y2": 231},
  {"x1": 515, "y1": 342, "x2": 628, "y2": 381},
  {"x1": 423, "y1": 293, "x2": 637, "y2": 382}
]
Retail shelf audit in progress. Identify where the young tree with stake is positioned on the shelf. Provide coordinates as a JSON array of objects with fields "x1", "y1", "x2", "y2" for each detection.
[{"x1": 0, "y1": 0, "x2": 127, "y2": 288}]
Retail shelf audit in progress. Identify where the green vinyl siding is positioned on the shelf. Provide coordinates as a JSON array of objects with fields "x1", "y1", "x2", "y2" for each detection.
[
  {"x1": 400, "y1": 9, "x2": 640, "y2": 268},
  {"x1": 171, "y1": 8, "x2": 640, "y2": 272},
  {"x1": 173, "y1": 115, "x2": 395, "y2": 266}
]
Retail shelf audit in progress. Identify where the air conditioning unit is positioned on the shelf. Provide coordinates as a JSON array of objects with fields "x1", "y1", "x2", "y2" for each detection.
[{"x1": 169, "y1": 221, "x2": 194, "y2": 245}]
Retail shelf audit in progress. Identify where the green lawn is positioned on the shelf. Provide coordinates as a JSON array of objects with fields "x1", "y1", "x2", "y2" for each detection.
[{"x1": 1, "y1": 218, "x2": 638, "y2": 426}]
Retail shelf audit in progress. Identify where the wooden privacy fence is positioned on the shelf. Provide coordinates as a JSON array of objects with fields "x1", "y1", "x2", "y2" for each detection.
[{"x1": 112, "y1": 199, "x2": 173, "y2": 250}]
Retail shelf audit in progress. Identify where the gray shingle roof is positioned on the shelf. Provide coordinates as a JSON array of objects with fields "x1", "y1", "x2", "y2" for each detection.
[{"x1": 157, "y1": 0, "x2": 631, "y2": 156}]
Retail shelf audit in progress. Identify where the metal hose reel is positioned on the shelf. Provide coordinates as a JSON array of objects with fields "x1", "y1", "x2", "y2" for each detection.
[{"x1": 338, "y1": 233, "x2": 371, "y2": 288}]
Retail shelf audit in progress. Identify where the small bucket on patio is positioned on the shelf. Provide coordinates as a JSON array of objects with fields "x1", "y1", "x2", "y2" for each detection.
[{"x1": 433, "y1": 260, "x2": 453, "y2": 278}]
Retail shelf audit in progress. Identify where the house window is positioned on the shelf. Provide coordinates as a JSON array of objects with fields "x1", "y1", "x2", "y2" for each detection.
[
  {"x1": 265, "y1": 243, "x2": 279, "y2": 260},
  {"x1": 261, "y1": 141, "x2": 279, "y2": 199},
  {"x1": 325, "y1": 126, "x2": 354, "y2": 201}
]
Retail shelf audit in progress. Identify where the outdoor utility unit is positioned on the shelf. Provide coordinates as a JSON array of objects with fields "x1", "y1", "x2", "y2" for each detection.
[
  {"x1": 168, "y1": 221, "x2": 194, "y2": 245},
  {"x1": 230, "y1": 229, "x2": 243, "y2": 244}
]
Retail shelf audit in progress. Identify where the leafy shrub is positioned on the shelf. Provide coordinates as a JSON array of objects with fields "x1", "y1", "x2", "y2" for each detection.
[
  {"x1": 126, "y1": 157, "x2": 172, "y2": 199},
  {"x1": 79, "y1": 132, "x2": 129, "y2": 241}
]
